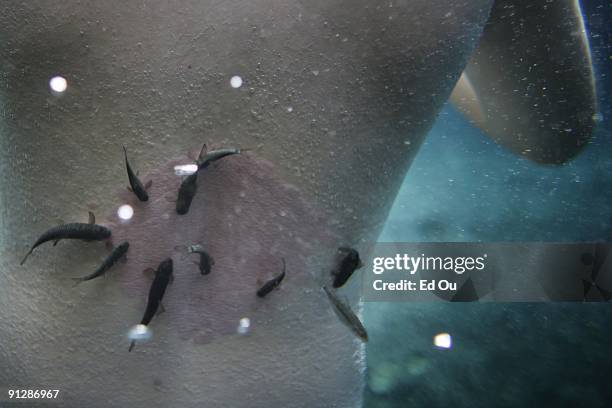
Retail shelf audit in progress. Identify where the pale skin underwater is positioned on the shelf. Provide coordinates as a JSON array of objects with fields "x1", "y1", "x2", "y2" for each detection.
[{"x1": 0, "y1": 0, "x2": 594, "y2": 407}]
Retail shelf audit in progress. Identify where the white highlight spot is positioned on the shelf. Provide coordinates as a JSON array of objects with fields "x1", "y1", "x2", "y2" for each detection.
[
  {"x1": 128, "y1": 324, "x2": 152, "y2": 341},
  {"x1": 237, "y1": 317, "x2": 251, "y2": 335},
  {"x1": 117, "y1": 204, "x2": 134, "y2": 221},
  {"x1": 286, "y1": 106, "x2": 293, "y2": 113},
  {"x1": 174, "y1": 164, "x2": 198, "y2": 176},
  {"x1": 49, "y1": 76, "x2": 68, "y2": 93},
  {"x1": 230, "y1": 75, "x2": 243, "y2": 88},
  {"x1": 434, "y1": 333, "x2": 452, "y2": 349}
]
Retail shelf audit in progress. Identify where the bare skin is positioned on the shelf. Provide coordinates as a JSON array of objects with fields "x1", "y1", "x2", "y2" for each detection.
[{"x1": 0, "y1": 1, "x2": 497, "y2": 407}]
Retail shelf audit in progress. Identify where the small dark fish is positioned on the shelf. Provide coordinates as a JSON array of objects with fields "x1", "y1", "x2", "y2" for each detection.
[
  {"x1": 197, "y1": 147, "x2": 247, "y2": 170},
  {"x1": 322, "y1": 285, "x2": 368, "y2": 342},
  {"x1": 332, "y1": 247, "x2": 363, "y2": 288},
  {"x1": 188, "y1": 245, "x2": 214, "y2": 275},
  {"x1": 257, "y1": 258, "x2": 286, "y2": 298},
  {"x1": 174, "y1": 145, "x2": 208, "y2": 215},
  {"x1": 21, "y1": 214, "x2": 112, "y2": 265},
  {"x1": 72, "y1": 241, "x2": 129, "y2": 285},
  {"x1": 175, "y1": 173, "x2": 198, "y2": 215},
  {"x1": 174, "y1": 145, "x2": 246, "y2": 215},
  {"x1": 450, "y1": 278, "x2": 479, "y2": 302},
  {"x1": 123, "y1": 146, "x2": 151, "y2": 202},
  {"x1": 141, "y1": 258, "x2": 173, "y2": 325},
  {"x1": 129, "y1": 258, "x2": 173, "y2": 352}
]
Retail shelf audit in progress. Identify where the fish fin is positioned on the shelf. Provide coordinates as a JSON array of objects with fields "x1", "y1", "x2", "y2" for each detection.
[
  {"x1": 121, "y1": 256, "x2": 128, "y2": 264},
  {"x1": 88, "y1": 211, "x2": 96, "y2": 224},
  {"x1": 53, "y1": 239, "x2": 61, "y2": 246},
  {"x1": 357, "y1": 259, "x2": 364, "y2": 269},
  {"x1": 169, "y1": 273, "x2": 174, "y2": 285},
  {"x1": 210, "y1": 257, "x2": 215, "y2": 266},
  {"x1": 144, "y1": 180, "x2": 153, "y2": 190},
  {"x1": 127, "y1": 186, "x2": 133, "y2": 192},
  {"x1": 143, "y1": 268, "x2": 156, "y2": 278},
  {"x1": 20, "y1": 249, "x2": 33, "y2": 265},
  {"x1": 128, "y1": 340, "x2": 136, "y2": 352},
  {"x1": 197, "y1": 143, "x2": 208, "y2": 162}
]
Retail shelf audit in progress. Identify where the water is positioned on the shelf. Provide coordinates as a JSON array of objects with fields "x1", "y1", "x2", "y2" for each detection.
[
  {"x1": 366, "y1": 2, "x2": 612, "y2": 406},
  {"x1": 0, "y1": 0, "x2": 609, "y2": 407}
]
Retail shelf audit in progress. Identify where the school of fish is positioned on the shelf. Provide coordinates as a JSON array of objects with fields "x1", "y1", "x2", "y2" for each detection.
[{"x1": 20, "y1": 145, "x2": 368, "y2": 350}]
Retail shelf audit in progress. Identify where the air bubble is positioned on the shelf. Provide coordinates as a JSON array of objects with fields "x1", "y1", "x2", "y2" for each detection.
[
  {"x1": 117, "y1": 204, "x2": 134, "y2": 221},
  {"x1": 128, "y1": 324, "x2": 152, "y2": 341},
  {"x1": 230, "y1": 75, "x2": 243, "y2": 88},
  {"x1": 433, "y1": 333, "x2": 452, "y2": 349},
  {"x1": 174, "y1": 164, "x2": 198, "y2": 176},
  {"x1": 237, "y1": 317, "x2": 251, "y2": 335},
  {"x1": 49, "y1": 75, "x2": 68, "y2": 93}
]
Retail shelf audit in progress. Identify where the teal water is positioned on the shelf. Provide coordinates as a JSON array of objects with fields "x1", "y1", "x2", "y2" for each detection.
[
  {"x1": 365, "y1": 104, "x2": 612, "y2": 407},
  {"x1": 380, "y1": 104, "x2": 611, "y2": 243},
  {"x1": 365, "y1": 5, "x2": 612, "y2": 402}
]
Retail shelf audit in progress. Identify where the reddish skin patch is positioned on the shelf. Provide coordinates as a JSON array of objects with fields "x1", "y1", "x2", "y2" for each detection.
[{"x1": 104, "y1": 151, "x2": 341, "y2": 345}]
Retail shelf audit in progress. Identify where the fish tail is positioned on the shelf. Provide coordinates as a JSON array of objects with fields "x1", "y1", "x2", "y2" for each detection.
[
  {"x1": 71, "y1": 277, "x2": 85, "y2": 287},
  {"x1": 197, "y1": 143, "x2": 207, "y2": 161},
  {"x1": 128, "y1": 340, "x2": 136, "y2": 352},
  {"x1": 20, "y1": 249, "x2": 33, "y2": 265}
]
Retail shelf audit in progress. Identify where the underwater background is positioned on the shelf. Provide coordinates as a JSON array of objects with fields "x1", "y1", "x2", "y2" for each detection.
[{"x1": 365, "y1": 1, "x2": 612, "y2": 407}]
